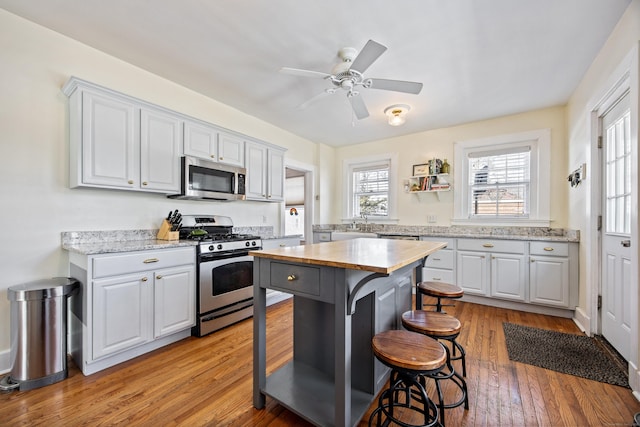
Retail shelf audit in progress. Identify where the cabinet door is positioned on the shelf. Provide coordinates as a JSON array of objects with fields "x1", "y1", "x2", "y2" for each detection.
[
  {"x1": 530, "y1": 256, "x2": 570, "y2": 307},
  {"x1": 140, "y1": 109, "x2": 182, "y2": 192},
  {"x1": 92, "y1": 273, "x2": 153, "y2": 359},
  {"x1": 218, "y1": 132, "x2": 245, "y2": 167},
  {"x1": 184, "y1": 120, "x2": 217, "y2": 161},
  {"x1": 456, "y1": 250, "x2": 488, "y2": 295},
  {"x1": 154, "y1": 265, "x2": 196, "y2": 338},
  {"x1": 267, "y1": 149, "x2": 285, "y2": 201},
  {"x1": 82, "y1": 91, "x2": 137, "y2": 188},
  {"x1": 245, "y1": 141, "x2": 267, "y2": 200},
  {"x1": 490, "y1": 253, "x2": 526, "y2": 301}
]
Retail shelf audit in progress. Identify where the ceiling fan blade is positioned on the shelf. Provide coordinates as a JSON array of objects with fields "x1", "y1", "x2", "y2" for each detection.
[
  {"x1": 280, "y1": 67, "x2": 331, "y2": 79},
  {"x1": 348, "y1": 93, "x2": 369, "y2": 120},
  {"x1": 297, "y1": 89, "x2": 335, "y2": 110},
  {"x1": 349, "y1": 40, "x2": 387, "y2": 74},
  {"x1": 368, "y1": 78, "x2": 423, "y2": 95}
]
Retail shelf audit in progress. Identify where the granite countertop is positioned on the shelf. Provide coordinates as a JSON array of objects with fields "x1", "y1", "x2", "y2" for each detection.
[
  {"x1": 62, "y1": 229, "x2": 198, "y2": 255},
  {"x1": 251, "y1": 239, "x2": 447, "y2": 274},
  {"x1": 61, "y1": 228, "x2": 302, "y2": 255},
  {"x1": 314, "y1": 226, "x2": 580, "y2": 243}
]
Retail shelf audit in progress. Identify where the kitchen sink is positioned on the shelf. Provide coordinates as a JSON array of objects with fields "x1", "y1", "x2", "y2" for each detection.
[{"x1": 331, "y1": 231, "x2": 378, "y2": 240}]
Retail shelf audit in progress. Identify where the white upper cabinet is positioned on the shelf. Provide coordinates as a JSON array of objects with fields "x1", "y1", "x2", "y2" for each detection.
[
  {"x1": 184, "y1": 120, "x2": 245, "y2": 167},
  {"x1": 80, "y1": 90, "x2": 138, "y2": 189},
  {"x1": 217, "y1": 132, "x2": 245, "y2": 167},
  {"x1": 65, "y1": 79, "x2": 183, "y2": 193},
  {"x1": 140, "y1": 108, "x2": 182, "y2": 193},
  {"x1": 245, "y1": 140, "x2": 285, "y2": 202}
]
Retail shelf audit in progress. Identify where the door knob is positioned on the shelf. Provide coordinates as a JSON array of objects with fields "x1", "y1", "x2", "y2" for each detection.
[{"x1": 621, "y1": 240, "x2": 631, "y2": 247}]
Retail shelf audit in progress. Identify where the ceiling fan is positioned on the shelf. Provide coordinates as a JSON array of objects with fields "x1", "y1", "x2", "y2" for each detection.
[{"x1": 280, "y1": 40, "x2": 423, "y2": 120}]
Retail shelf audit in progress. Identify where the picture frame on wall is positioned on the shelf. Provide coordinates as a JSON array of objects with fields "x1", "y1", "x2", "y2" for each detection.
[{"x1": 412, "y1": 163, "x2": 429, "y2": 176}]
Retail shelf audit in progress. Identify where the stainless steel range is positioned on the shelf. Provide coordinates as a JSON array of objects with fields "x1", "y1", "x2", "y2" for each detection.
[{"x1": 179, "y1": 215, "x2": 262, "y2": 337}]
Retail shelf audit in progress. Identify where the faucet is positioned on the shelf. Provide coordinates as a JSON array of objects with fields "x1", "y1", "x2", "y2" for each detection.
[{"x1": 361, "y1": 213, "x2": 368, "y2": 231}]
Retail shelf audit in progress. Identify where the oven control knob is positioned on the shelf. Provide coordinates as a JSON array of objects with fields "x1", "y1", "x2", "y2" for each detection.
[
  {"x1": 217, "y1": 244, "x2": 223, "y2": 250},
  {"x1": 252, "y1": 241, "x2": 257, "y2": 246},
  {"x1": 245, "y1": 241, "x2": 250, "y2": 247},
  {"x1": 209, "y1": 245, "x2": 214, "y2": 252}
]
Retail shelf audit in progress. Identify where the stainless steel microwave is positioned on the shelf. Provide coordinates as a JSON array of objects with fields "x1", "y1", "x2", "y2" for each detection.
[{"x1": 168, "y1": 156, "x2": 246, "y2": 201}]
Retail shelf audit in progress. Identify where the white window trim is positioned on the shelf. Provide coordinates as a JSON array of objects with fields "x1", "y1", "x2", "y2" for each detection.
[
  {"x1": 342, "y1": 153, "x2": 398, "y2": 223},
  {"x1": 452, "y1": 129, "x2": 551, "y2": 226}
]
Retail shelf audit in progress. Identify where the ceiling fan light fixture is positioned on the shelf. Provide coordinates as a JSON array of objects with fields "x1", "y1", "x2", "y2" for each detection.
[{"x1": 384, "y1": 104, "x2": 410, "y2": 126}]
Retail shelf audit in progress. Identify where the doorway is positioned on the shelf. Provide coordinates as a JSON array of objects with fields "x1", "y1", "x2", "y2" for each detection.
[{"x1": 284, "y1": 161, "x2": 315, "y2": 244}]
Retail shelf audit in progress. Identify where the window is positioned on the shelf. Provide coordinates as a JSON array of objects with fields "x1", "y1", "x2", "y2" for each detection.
[
  {"x1": 453, "y1": 129, "x2": 550, "y2": 226},
  {"x1": 469, "y1": 147, "x2": 530, "y2": 218},
  {"x1": 343, "y1": 154, "x2": 397, "y2": 221}
]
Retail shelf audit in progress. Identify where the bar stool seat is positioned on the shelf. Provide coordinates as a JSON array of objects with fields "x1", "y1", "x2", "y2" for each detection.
[
  {"x1": 416, "y1": 281, "x2": 463, "y2": 312},
  {"x1": 369, "y1": 329, "x2": 446, "y2": 427},
  {"x1": 402, "y1": 311, "x2": 469, "y2": 426}
]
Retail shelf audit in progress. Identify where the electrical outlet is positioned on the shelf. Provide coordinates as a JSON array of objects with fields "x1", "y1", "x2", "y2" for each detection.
[{"x1": 427, "y1": 215, "x2": 437, "y2": 223}]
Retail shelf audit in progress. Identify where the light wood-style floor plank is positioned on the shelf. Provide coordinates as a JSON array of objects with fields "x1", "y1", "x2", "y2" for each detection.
[{"x1": 1, "y1": 297, "x2": 639, "y2": 426}]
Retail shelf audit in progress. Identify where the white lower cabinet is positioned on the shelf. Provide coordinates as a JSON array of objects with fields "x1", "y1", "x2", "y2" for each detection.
[
  {"x1": 420, "y1": 236, "x2": 455, "y2": 283},
  {"x1": 454, "y1": 238, "x2": 578, "y2": 312},
  {"x1": 69, "y1": 246, "x2": 196, "y2": 375},
  {"x1": 456, "y1": 239, "x2": 527, "y2": 302},
  {"x1": 529, "y1": 242, "x2": 575, "y2": 308}
]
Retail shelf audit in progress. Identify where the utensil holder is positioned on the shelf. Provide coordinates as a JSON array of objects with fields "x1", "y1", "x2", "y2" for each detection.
[{"x1": 157, "y1": 219, "x2": 179, "y2": 241}]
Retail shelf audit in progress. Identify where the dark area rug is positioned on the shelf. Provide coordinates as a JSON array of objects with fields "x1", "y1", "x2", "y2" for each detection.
[{"x1": 502, "y1": 322, "x2": 628, "y2": 388}]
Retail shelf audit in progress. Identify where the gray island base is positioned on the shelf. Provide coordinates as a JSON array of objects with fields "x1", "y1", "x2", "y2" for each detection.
[{"x1": 252, "y1": 238, "x2": 446, "y2": 427}]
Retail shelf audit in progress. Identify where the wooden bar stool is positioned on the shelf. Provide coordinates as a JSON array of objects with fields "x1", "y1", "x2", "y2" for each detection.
[
  {"x1": 369, "y1": 330, "x2": 446, "y2": 427},
  {"x1": 416, "y1": 281, "x2": 463, "y2": 312},
  {"x1": 401, "y1": 310, "x2": 469, "y2": 426}
]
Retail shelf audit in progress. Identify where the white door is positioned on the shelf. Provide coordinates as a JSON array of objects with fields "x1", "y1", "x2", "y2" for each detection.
[{"x1": 601, "y1": 91, "x2": 632, "y2": 360}]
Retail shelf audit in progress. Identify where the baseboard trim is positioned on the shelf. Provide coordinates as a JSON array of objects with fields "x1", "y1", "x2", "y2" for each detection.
[
  {"x1": 460, "y1": 295, "x2": 574, "y2": 318},
  {"x1": 630, "y1": 360, "x2": 640, "y2": 401},
  {"x1": 573, "y1": 306, "x2": 591, "y2": 335}
]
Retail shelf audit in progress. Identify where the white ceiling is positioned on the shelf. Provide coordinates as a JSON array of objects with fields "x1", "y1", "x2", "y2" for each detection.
[{"x1": 0, "y1": 0, "x2": 631, "y2": 147}]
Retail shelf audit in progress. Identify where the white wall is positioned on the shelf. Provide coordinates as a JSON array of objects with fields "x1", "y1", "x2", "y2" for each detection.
[
  {"x1": 566, "y1": 0, "x2": 640, "y2": 396},
  {"x1": 0, "y1": 9, "x2": 320, "y2": 365},
  {"x1": 333, "y1": 106, "x2": 568, "y2": 227}
]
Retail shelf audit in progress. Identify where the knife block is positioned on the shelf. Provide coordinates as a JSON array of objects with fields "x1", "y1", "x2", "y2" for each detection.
[{"x1": 157, "y1": 219, "x2": 179, "y2": 241}]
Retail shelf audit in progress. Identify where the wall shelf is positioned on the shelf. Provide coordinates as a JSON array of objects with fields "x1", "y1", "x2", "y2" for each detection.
[{"x1": 405, "y1": 174, "x2": 451, "y2": 200}]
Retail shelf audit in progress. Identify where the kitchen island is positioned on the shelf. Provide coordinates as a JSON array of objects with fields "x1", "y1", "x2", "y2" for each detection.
[{"x1": 251, "y1": 238, "x2": 446, "y2": 427}]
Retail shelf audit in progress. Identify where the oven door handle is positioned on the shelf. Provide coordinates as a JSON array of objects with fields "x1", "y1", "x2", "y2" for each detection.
[{"x1": 199, "y1": 250, "x2": 251, "y2": 262}]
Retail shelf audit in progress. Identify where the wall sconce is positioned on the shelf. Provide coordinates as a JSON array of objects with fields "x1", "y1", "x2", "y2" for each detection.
[{"x1": 384, "y1": 104, "x2": 410, "y2": 126}]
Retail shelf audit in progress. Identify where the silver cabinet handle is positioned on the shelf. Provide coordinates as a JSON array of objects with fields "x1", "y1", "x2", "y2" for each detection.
[
  {"x1": 482, "y1": 243, "x2": 494, "y2": 248},
  {"x1": 143, "y1": 258, "x2": 159, "y2": 263},
  {"x1": 621, "y1": 240, "x2": 631, "y2": 247},
  {"x1": 432, "y1": 257, "x2": 441, "y2": 261}
]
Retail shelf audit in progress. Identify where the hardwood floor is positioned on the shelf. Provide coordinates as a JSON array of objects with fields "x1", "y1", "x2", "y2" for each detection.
[{"x1": 1, "y1": 298, "x2": 639, "y2": 426}]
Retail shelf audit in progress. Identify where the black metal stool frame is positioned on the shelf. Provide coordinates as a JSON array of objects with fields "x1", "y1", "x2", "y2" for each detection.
[{"x1": 370, "y1": 364, "x2": 444, "y2": 427}]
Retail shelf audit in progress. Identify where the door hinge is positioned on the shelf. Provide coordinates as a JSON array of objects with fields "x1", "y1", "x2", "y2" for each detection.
[
  {"x1": 597, "y1": 215, "x2": 602, "y2": 231},
  {"x1": 597, "y1": 295, "x2": 602, "y2": 309},
  {"x1": 597, "y1": 135, "x2": 603, "y2": 149}
]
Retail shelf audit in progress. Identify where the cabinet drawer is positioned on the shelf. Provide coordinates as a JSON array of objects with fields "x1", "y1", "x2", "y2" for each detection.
[
  {"x1": 457, "y1": 238, "x2": 525, "y2": 254},
  {"x1": 424, "y1": 250, "x2": 454, "y2": 269},
  {"x1": 530, "y1": 241, "x2": 569, "y2": 257},
  {"x1": 93, "y1": 247, "x2": 195, "y2": 278},
  {"x1": 314, "y1": 232, "x2": 331, "y2": 243},
  {"x1": 421, "y1": 268, "x2": 454, "y2": 284},
  {"x1": 420, "y1": 236, "x2": 455, "y2": 249},
  {"x1": 270, "y1": 262, "x2": 321, "y2": 296}
]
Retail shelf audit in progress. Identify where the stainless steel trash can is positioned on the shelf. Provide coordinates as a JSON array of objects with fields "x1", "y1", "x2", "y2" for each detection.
[{"x1": 1, "y1": 277, "x2": 79, "y2": 391}]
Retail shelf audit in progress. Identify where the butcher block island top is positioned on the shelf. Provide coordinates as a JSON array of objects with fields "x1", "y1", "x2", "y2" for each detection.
[{"x1": 250, "y1": 238, "x2": 447, "y2": 273}]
